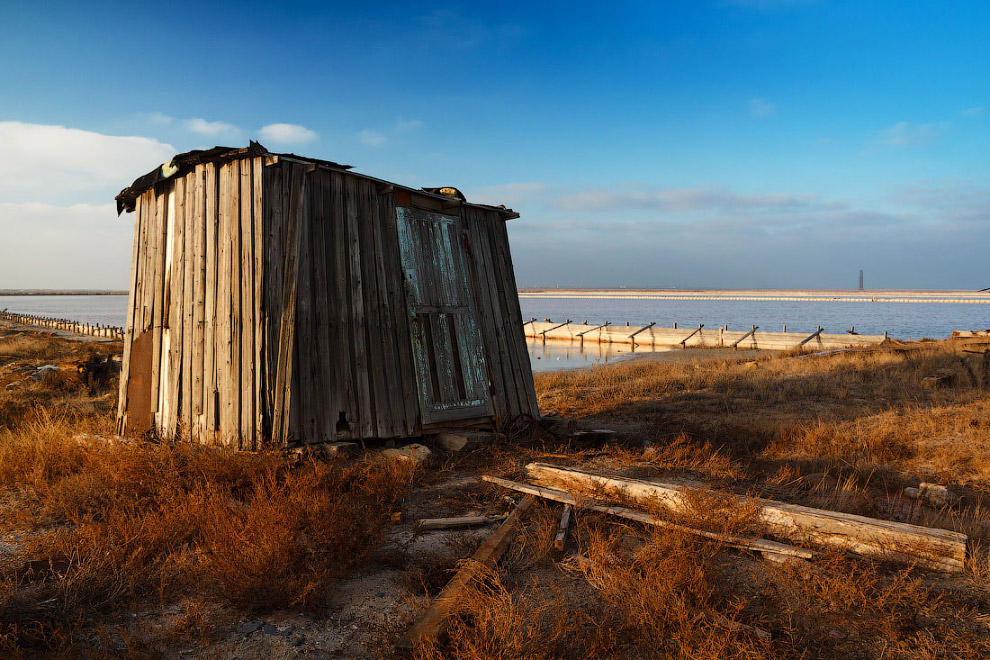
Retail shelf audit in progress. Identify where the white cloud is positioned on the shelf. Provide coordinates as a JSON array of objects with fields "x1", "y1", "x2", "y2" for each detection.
[
  {"x1": 257, "y1": 123, "x2": 318, "y2": 144},
  {"x1": 0, "y1": 121, "x2": 175, "y2": 205},
  {"x1": 749, "y1": 98, "x2": 776, "y2": 117},
  {"x1": 148, "y1": 112, "x2": 173, "y2": 125},
  {"x1": 395, "y1": 118, "x2": 424, "y2": 132},
  {"x1": 878, "y1": 121, "x2": 950, "y2": 146},
  {"x1": 962, "y1": 106, "x2": 985, "y2": 117},
  {"x1": 358, "y1": 129, "x2": 387, "y2": 147},
  {"x1": 0, "y1": 202, "x2": 131, "y2": 288},
  {"x1": 184, "y1": 117, "x2": 240, "y2": 137}
]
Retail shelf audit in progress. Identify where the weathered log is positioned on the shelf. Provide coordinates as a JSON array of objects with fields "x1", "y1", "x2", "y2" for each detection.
[
  {"x1": 416, "y1": 515, "x2": 505, "y2": 531},
  {"x1": 483, "y1": 476, "x2": 812, "y2": 559},
  {"x1": 525, "y1": 463, "x2": 966, "y2": 572},
  {"x1": 397, "y1": 495, "x2": 534, "y2": 653}
]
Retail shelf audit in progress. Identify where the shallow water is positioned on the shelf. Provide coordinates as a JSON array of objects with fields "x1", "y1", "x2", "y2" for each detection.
[{"x1": 2, "y1": 293, "x2": 987, "y2": 372}]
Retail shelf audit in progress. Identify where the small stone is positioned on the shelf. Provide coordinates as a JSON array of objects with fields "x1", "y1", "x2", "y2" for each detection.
[
  {"x1": 381, "y1": 443, "x2": 432, "y2": 463},
  {"x1": 918, "y1": 482, "x2": 959, "y2": 507},
  {"x1": 262, "y1": 623, "x2": 280, "y2": 635},
  {"x1": 324, "y1": 441, "x2": 359, "y2": 458},
  {"x1": 434, "y1": 432, "x2": 501, "y2": 452},
  {"x1": 236, "y1": 621, "x2": 263, "y2": 634}
]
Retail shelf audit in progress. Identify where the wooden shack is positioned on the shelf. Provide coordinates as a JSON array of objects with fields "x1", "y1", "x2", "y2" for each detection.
[{"x1": 114, "y1": 142, "x2": 538, "y2": 449}]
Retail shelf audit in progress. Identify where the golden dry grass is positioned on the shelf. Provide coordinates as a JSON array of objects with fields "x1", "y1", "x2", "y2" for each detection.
[{"x1": 417, "y1": 341, "x2": 990, "y2": 658}]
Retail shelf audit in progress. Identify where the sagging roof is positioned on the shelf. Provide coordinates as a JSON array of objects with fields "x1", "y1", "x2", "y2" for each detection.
[{"x1": 115, "y1": 142, "x2": 518, "y2": 219}]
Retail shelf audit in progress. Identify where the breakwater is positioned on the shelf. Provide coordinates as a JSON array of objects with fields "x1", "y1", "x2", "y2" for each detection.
[
  {"x1": 519, "y1": 290, "x2": 990, "y2": 304},
  {"x1": 0, "y1": 311, "x2": 124, "y2": 340},
  {"x1": 524, "y1": 319, "x2": 887, "y2": 351}
]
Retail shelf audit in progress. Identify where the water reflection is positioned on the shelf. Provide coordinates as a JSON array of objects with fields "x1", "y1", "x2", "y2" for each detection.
[{"x1": 527, "y1": 338, "x2": 673, "y2": 372}]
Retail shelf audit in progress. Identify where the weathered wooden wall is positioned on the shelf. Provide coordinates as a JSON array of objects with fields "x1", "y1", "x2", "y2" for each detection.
[
  {"x1": 117, "y1": 157, "x2": 266, "y2": 448},
  {"x1": 119, "y1": 155, "x2": 539, "y2": 448},
  {"x1": 264, "y1": 161, "x2": 539, "y2": 447}
]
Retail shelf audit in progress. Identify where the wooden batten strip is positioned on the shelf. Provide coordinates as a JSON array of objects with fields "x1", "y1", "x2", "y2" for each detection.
[
  {"x1": 203, "y1": 162, "x2": 219, "y2": 441},
  {"x1": 252, "y1": 157, "x2": 265, "y2": 449},
  {"x1": 191, "y1": 165, "x2": 207, "y2": 440},
  {"x1": 165, "y1": 178, "x2": 187, "y2": 439},
  {"x1": 180, "y1": 170, "x2": 197, "y2": 439}
]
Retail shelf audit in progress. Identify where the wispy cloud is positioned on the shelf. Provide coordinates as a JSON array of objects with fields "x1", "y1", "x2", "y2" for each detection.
[
  {"x1": 148, "y1": 112, "x2": 173, "y2": 125},
  {"x1": 749, "y1": 98, "x2": 776, "y2": 118},
  {"x1": 552, "y1": 186, "x2": 815, "y2": 213},
  {"x1": 877, "y1": 121, "x2": 950, "y2": 147},
  {"x1": 395, "y1": 118, "x2": 424, "y2": 132},
  {"x1": 257, "y1": 123, "x2": 318, "y2": 144},
  {"x1": 467, "y1": 182, "x2": 548, "y2": 207},
  {"x1": 357, "y1": 129, "x2": 387, "y2": 147},
  {"x1": 962, "y1": 106, "x2": 985, "y2": 117},
  {"x1": 184, "y1": 117, "x2": 240, "y2": 137}
]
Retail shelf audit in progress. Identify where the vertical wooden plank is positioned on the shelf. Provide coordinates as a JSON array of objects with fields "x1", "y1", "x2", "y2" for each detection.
[
  {"x1": 240, "y1": 159, "x2": 255, "y2": 450},
  {"x1": 252, "y1": 157, "x2": 265, "y2": 450},
  {"x1": 294, "y1": 173, "x2": 316, "y2": 444},
  {"x1": 272, "y1": 163, "x2": 307, "y2": 446},
  {"x1": 329, "y1": 171, "x2": 357, "y2": 436},
  {"x1": 345, "y1": 175, "x2": 373, "y2": 438},
  {"x1": 165, "y1": 178, "x2": 186, "y2": 438},
  {"x1": 380, "y1": 196, "x2": 418, "y2": 434},
  {"x1": 308, "y1": 171, "x2": 336, "y2": 442},
  {"x1": 492, "y1": 216, "x2": 539, "y2": 417},
  {"x1": 203, "y1": 162, "x2": 219, "y2": 442},
  {"x1": 191, "y1": 165, "x2": 207, "y2": 440},
  {"x1": 357, "y1": 179, "x2": 387, "y2": 436},
  {"x1": 149, "y1": 190, "x2": 168, "y2": 423},
  {"x1": 181, "y1": 170, "x2": 197, "y2": 439},
  {"x1": 463, "y1": 207, "x2": 514, "y2": 422},
  {"x1": 368, "y1": 188, "x2": 401, "y2": 437},
  {"x1": 117, "y1": 196, "x2": 145, "y2": 431},
  {"x1": 216, "y1": 161, "x2": 235, "y2": 446},
  {"x1": 228, "y1": 160, "x2": 242, "y2": 447},
  {"x1": 262, "y1": 161, "x2": 285, "y2": 444}
]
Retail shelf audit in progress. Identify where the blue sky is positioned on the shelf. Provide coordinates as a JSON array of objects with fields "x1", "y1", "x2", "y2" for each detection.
[{"x1": 1, "y1": 1, "x2": 987, "y2": 289}]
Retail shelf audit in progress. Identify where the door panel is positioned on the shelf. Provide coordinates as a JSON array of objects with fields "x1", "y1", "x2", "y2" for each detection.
[{"x1": 395, "y1": 207, "x2": 491, "y2": 424}]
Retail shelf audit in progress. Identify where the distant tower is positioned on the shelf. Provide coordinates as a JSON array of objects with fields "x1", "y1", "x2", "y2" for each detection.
[{"x1": 858, "y1": 270, "x2": 864, "y2": 291}]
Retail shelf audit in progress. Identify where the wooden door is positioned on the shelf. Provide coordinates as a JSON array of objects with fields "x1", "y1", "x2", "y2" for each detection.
[{"x1": 395, "y1": 206, "x2": 492, "y2": 424}]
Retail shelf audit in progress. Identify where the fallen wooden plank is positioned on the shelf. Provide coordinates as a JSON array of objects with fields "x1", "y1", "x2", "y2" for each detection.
[
  {"x1": 483, "y1": 476, "x2": 812, "y2": 559},
  {"x1": 397, "y1": 495, "x2": 534, "y2": 653},
  {"x1": 554, "y1": 503, "x2": 573, "y2": 551},
  {"x1": 525, "y1": 463, "x2": 967, "y2": 572},
  {"x1": 416, "y1": 516, "x2": 506, "y2": 531}
]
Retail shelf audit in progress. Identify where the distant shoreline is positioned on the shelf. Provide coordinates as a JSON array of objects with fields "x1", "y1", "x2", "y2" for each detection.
[
  {"x1": 518, "y1": 288, "x2": 990, "y2": 304},
  {"x1": 0, "y1": 290, "x2": 128, "y2": 296}
]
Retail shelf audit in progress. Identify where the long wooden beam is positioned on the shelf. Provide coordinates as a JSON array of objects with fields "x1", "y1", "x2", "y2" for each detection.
[
  {"x1": 396, "y1": 495, "x2": 534, "y2": 654},
  {"x1": 525, "y1": 463, "x2": 966, "y2": 572},
  {"x1": 483, "y1": 476, "x2": 813, "y2": 559}
]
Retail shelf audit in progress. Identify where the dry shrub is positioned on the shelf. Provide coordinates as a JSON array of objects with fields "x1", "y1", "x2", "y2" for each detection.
[
  {"x1": 414, "y1": 563, "x2": 606, "y2": 660},
  {"x1": 0, "y1": 414, "x2": 416, "y2": 653}
]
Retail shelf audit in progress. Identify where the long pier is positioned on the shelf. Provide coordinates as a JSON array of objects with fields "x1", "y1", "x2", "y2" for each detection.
[
  {"x1": 524, "y1": 320, "x2": 887, "y2": 351},
  {"x1": 0, "y1": 311, "x2": 124, "y2": 341}
]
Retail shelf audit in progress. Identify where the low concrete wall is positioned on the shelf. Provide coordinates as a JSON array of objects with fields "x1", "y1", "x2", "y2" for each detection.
[{"x1": 524, "y1": 321, "x2": 886, "y2": 351}]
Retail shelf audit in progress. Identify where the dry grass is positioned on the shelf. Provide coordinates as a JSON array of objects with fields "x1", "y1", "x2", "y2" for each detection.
[
  {"x1": 412, "y1": 341, "x2": 990, "y2": 658},
  {"x1": 0, "y1": 327, "x2": 420, "y2": 655},
  {"x1": 0, "y1": 415, "x2": 416, "y2": 653}
]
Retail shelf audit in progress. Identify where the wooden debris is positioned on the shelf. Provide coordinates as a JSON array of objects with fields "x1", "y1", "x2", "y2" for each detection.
[
  {"x1": 397, "y1": 495, "x2": 534, "y2": 653},
  {"x1": 554, "y1": 504, "x2": 573, "y2": 551},
  {"x1": 483, "y1": 476, "x2": 812, "y2": 559},
  {"x1": 524, "y1": 463, "x2": 967, "y2": 572},
  {"x1": 416, "y1": 515, "x2": 506, "y2": 531}
]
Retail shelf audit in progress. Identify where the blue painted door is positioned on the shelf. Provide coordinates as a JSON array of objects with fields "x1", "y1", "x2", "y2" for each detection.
[{"x1": 395, "y1": 207, "x2": 492, "y2": 424}]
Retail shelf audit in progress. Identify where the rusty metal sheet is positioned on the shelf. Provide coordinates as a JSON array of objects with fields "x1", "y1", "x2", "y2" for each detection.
[{"x1": 124, "y1": 329, "x2": 154, "y2": 436}]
